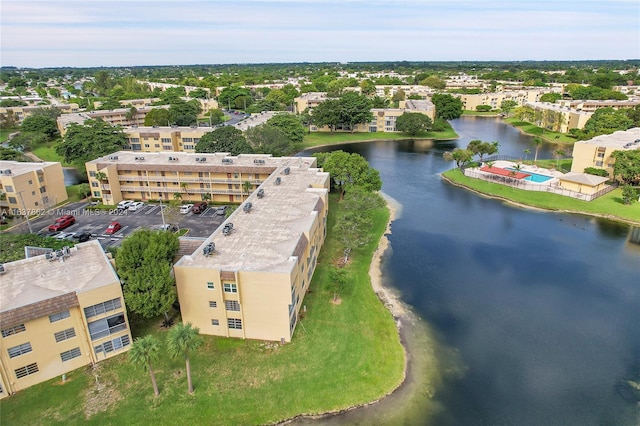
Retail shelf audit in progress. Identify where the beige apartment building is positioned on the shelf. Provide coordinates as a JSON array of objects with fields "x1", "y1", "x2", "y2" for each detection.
[
  {"x1": 452, "y1": 89, "x2": 558, "y2": 111},
  {"x1": 0, "y1": 241, "x2": 132, "y2": 398},
  {"x1": 121, "y1": 125, "x2": 212, "y2": 153},
  {"x1": 56, "y1": 106, "x2": 171, "y2": 136},
  {"x1": 0, "y1": 161, "x2": 67, "y2": 216},
  {"x1": 174, "y1": 158, "x2": 329, "y2": 342},
  {"x1": 0, "y1": 103, "x2": 80, "y2": 126},
  {"x1": 85, "y1": 151, "x2": 311, "y2": 205},
  {"x1": 570, "y1": 127, "x2": 640, "y2": 178},
  {"x1": 524, "y1": 102, "x2": 593, "y2": 133}
]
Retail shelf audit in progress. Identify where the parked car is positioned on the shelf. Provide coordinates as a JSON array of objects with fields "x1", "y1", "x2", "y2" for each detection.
[
  {"x1": 160, "y1": 224, "x2": 177, "y2": 232},
  {"x1": 48, "y1": 214, "x2": 75, "y2": 232},
  {"x1": 192, "y1": 201, "x2": 207, "y2": 214},
  {"x1": 179, "y1": 204, "x2": 194, "y2": 214},
  {"x1": 105, "y1": 221, "x2": 122, "y2": 235},
  {"x1": 117, "y1": 200, "x2": 133, "y2": 210},
  {"x1": 55, "y1": 232, "x2": 75, "y2": 240},
  {"x1": 72, "y1": 231, "x2": 92, "y2": 242},
  {"x1": 214, "y1": 205, "x2": 227, "y2": 216},
  {"x1": 128, "y1": 201, "x2": 145, "y2": 212}
]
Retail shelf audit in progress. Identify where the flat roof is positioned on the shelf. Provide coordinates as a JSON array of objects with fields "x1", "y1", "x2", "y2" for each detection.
[
  {"x1": 575, "y1": 127, "x2": 640, "y2": 148},
  {"x1": 0, "y1": 240, "x2": 120, "y2": 313},
  {"x1": 176, "y1": 162, "x2": 329, "y2": 274},
  {"x1": 0, "y1": 160, "x2": 59, "y2": 176}
]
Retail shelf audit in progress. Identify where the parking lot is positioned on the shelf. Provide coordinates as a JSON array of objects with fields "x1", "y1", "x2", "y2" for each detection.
[{"x1": 13, "y1": 201, "x2": 231, "y2": 250}]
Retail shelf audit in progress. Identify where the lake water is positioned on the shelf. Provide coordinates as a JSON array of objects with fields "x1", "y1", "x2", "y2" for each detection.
[{"x1": 298, "y1": 117, "x2": 640, "y2": 425}]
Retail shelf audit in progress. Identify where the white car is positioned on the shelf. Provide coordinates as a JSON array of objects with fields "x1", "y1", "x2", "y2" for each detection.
[
  {"x1": 117, "y1": 200, "x2": 133, "y2": 210},
  {"x1": 179, "y1": 204, "x2": 194, "y2": 214},
  {"x1": 128, "y1": 201, "x2": 145, "y2": 212},
  {"x1": 55, "y1": 232, "x2": 75, "y2": 240}
]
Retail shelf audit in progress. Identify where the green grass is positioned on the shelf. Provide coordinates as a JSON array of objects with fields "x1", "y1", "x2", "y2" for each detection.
[
  {"x1": 29, "y1": 139, "x2": 68, "y2": 164},
  {"x1": 462, "y1": 110, "x2": 500, "y2": 116},
  {"x1": 503, "y1": 118, "x2": 578, "y2": 144},
  {"x1": 0, "y1": 195, "x2": 405, "y2": 425},
  {"x1": 1, "y1": 127, "x2": 19, "y2": 142},
  {"x1": 300, "y1": 129, "x2": 458, "y2": 149},
  {"x1": 65, "y1": 184, "x2": 88, "y2": 203},
  {"x1": 442, "y1": 168, "x2": 640, "y2": 224}
]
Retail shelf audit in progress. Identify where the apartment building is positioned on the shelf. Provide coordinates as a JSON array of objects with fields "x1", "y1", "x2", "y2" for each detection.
[
  {"x1": 294, "y1": 92, "x2": 327, "y2": 114},
  {"x1": 524, "y1": 102, "x2": 593, "y2": 133},
  {"x1": 557, "y1": 99, "x2": 640, "y2": 113},
  {"x1": 121, "y1": 125, "x2": 212, "y2": 153},
  {"x1": 452, "y1": 89, "x2": 558, "y2": 111},
  {"x1": 85, "y1": 151, "x2": 311, "y2": 205},
  {"x1": 174, "y1": 159, "x2": 330, "y2": 342},
  {"x1": 570, "y1": 127, "x2": 640, "y2": 178},
  {"x1": 0, "y1": 103, "x2": 80, "y2": 126},
  {"x1": 56, "y1": 106, "x2": 171, "y2": 136},
  {"x1": 0, "y1": 241, "x2": 132, "y2": 398},
  {"x1": 0, "y1": 161, "x2": 67, "y2": 216}
]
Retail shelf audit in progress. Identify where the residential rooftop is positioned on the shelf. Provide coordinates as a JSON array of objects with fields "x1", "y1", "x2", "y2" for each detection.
[
  {"x1": 0, "y1": 160, "x2": 58, "y2": 176},
  {"x1": 176, "y1": 161, "x2": 329, "y2": 273},
  {"x1": 575, "y1": 127, "x2": 640, "y2": 148},
  {"x1": 0, "y1": 240, "x2": 120, "y2": 313}
]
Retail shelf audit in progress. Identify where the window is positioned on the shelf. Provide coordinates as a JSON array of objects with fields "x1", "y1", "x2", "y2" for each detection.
[
  {"x1": 84, "y1": 298, "x2": 122, "y2": 319},
  {"x1": 225, "y1": 300, "x2": 240, "y2": 311},
  {"x1": 155, "y1": 144, "x2": 160, "y2": 148},
  {"x1": 228, "y1": 318, "x2": 242, "y2": 329},
  {"x1": 15, "y1": 363, "x2": 39, "y2": 379},
  {"x1": 597, "y1": 152, "x2": 605, "y2": 158},
  {"x1": 161, "y1": 138, "x2": 171, "y2": 143},
  {"x1": 5, "y1": 185, "x2": 14, "y2": 193},
  {"x1": 184, "y1": 145, "x2": 194, "y2": 150},
  {"x1": 129, "y1": 138, "x2": 140, "y2": 143},
  {"x1": 144, "y1": 144, "x2": 150, "y2": 148},
  {"x1": 60, "y1": 347, "x2": 81, "y2": 362},
  {"x1": 8, "y1": 342, "x2": 32, "y2": 358},
  {"x1": 28, "y1": 180, "x2": 33, "y2": 185},
  {"x1": 209, "y1": 301, "x2": 217, "y2": 308},
  {"x1": 93, "y1": 191, "x2": 101, "y2": 197},
  {"x1": 89, "y1": 171, "x2": 96, "y2": 177},
  {"x1": 54, "y1": 328, "x2": 76, "y2": 343},
  {"x1": 94, "y1": 335, "x2": 130, "y2": 354},
  {"x1": 207, "y1": 282, "x2": 215, "y2": 289},
  {"x1": 2, "y1": 324, "x2": 26, "y2": 338},
  {"x1": 211, "y1": 319, "x2": 219, "y2": 326},
  {"x1": 88, "y1": 313, "x2": 127, "y2": 341},
  {"x1": 91, "y1": 181, "x2": 99, "y2": 187},
  {"x1": 595, "y1": 161, "x2": 603, "y2": 167},
  {"x1": 223, "y1": 283, "x2": 237, "y2": 293},
  {"x1": 8, "y1": 197, "x2": 16, "y2": 204},
  {"x1": 183, "y1": 138, "x2": 193, "y2": 142},
  {"x1": 49, "y1": 310, "x2": 70, "y2": 323},
  {"x1": 163, "y1": 146, "x2": 173, "y2": 150}
]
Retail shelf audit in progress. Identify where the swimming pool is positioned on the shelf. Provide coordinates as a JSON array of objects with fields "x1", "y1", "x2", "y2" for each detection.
[{"x1": 505, "y1": 167, "x2": 553, "y2": 183}]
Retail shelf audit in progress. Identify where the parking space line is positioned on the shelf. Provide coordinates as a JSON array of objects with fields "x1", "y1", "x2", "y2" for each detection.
[{"x1": 145, "y1": 206, "x2": 158, "y2": 215}]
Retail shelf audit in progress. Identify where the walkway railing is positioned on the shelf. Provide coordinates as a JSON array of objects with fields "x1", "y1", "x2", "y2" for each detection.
[{"x1": 463, "y1": 169, "x2": 618, "y2": 202}]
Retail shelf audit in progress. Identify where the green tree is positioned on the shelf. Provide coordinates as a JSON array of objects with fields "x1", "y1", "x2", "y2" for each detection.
[
  {"x1": 20, "y1": 113, "x2": 58, "y2": 139},
  {"x1": 242, "y1": 180, "x2": 252, "y2": 199},
  {"x1": 218, "y1": 86, "x2": 252, "y2": 110},
  {"x1": 611, "y1": 150, "x2": 640, "y2": 185},
  {"x1": 539, "y1": 93, "x2": 562, "y2": 103},
  {"x1": 391, "y1": 89, "x2": 406, "y2": 103},
  {"x1": 523, "y1": 149, "x2": 531, "y2": 161},
  {"x1": 319, "y1": 150, "x2": 382, "y2": 199},
  {"x1": 467, "y1": 140, "x2": 499, "y2": 162},
  {"x1": 169, "y1": 99, "x2": 201, "y2": 126},
  {"x1": 328, "y1": 267, "x2": 348, "y2": 301},
  {"x1": 245, "y1": 124, "x2": 292, "y2": 156},
  {"x1": 621, "y1": 185, "x2": 637, "y2": 205},
  {"x1": 443, "y1": 148, "x2": 474, "y2": 168},
  {"x1": 266, "y1": 113, "x2": 305, "y2": 144},
  {"x1": 360, "y1": 79, "x2": 376, "y2": 96},
  {"x1": 311, "y1": 99, "x2": 341, "y2": 132},
  {"x1": 531, "y1": 137, "x2": 544, "y2": 165},
  {"x1": 129, "y1": 335, "x2": 161, "y2": 397},
  {"x1": 432, "y1": 94, "x2": 463, "y2": 120},
  {"x1": 420, "y1": 75, "x2": 446, "y2": 90},
  {"x1": 195, "y1": 126, "x2": 253, "y2": 155},
  {"x1": 77, "y1": 183, "x2": 91, "y2": 199},
  {"x1": 144, "y1": 108, "x2": 171, "y2": 127},
  {"x1": 579, "y1": 107, "x2": 633, "y2": 139},
  {"x1": 337, "y1": 92, "x2": 373, "y2": 133},
  {"x1": 500, "y1": 100, "x2": 518, "y2": 117},
  {"x1": 166, "y1": 322, "x2": 202, "y2": 394},
  {"x1": 8, "y1": 132, "x2": 48, "y2": 151},
  {"x1": 56, "y1": 120, "x2": 127, "y2": 166},
  {"x1": 371, "y1": 96, "x2": 390, "y2": 108},
  {"x1": 553, "y1": 149, "x2": 566, "y2": 169},
  {"x1": 395, "y1": 112, "x2": 433, "y2": 136},
  {"x1": 115, "y1": 229, "x2": 179, "y2": 321}
]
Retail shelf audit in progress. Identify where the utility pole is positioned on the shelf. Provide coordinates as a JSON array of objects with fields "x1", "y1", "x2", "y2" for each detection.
[
  {"x1": 159, "y1": 198, "x2": 166, "y2": 227},
  {"x1": 17, "y1": 191, "x2": 33, "y2": 234}
]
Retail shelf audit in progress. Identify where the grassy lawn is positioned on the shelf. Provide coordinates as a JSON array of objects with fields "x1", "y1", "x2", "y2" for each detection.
[
  {"x1": 300, "y1": 129, "x2": 458, "y2": 150},
  {"x1": 0, "y1": 195, "x2": 405, "y2": 425},
  {"x1": 29, "y1": 139, "x2": 68, "y2": 164},
  {"x1": 1, "y1": 127, "x2": 19, "y2": 142},
  {"x1": 65, "y1": 184, "x2": 89, "y2": 203},
  {"x1": 462, "y1": 110, "x2": 500, "y2": 116},
  {"x1": 442, "y1": 168, "x2": 640, "y2": 224},
  {"x1": 503, "y1": 118, "x2": 577, "y2": 144}
]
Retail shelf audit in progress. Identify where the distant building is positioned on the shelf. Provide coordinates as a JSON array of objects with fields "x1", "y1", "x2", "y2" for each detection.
[
  {"x1": 0, "y1": 104, "x2": 80, "y2": 126},
  {"x1": 0, "y1": 241, "x2": 132, "y2": 398},
  {"x1": 570, "y1": 127, "x2": 640, "y2": 178},
  {"x1": 0, "y1": 161, "x2": 67, "y2": 216}
]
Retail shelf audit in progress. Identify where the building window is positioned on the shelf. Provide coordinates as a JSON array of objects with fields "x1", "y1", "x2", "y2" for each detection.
[
  {"x1": 163, "y1": 146, "x2": 173, "y2": 150},
  {"x1": 223, "y1": 283, "x2": 237, "y2": 293},
  {"x1": 597, "y1": 152, "x2": 605, "y2": 158},
  {"x1": 227, "y1": 318, "x2": 242, "y2": 329},
  {"x1": 225, "y1": 300, "x2": 240, "y2": 311},
  {"x1": 207, "y1": 282, "x2": 215, "y2": 289},
  {"x1": 84, "y1": 298, "x2": 122, "y2": 319},
  {"x1": 28, "y1": 180, "x2": 33, "y2": 185},
  {"x1": 161, "y1": 138, "x2": 171, "y2": 143},
  {"x1": 49, "y1": 310, "x2": 70, "y2": 323},
  {"x1": 183, "y1": 138, "x2": 193, "y2": 142},
  {"x1": 184, "y1": 145, "x2": 194, "y2": 150},
  {"x1": 60, "y1": 347, "x2": 82, "y2": 362},
  {"x1": 144, "y1": 144, "x2": 150, "y2": 148},
  {"x1": 8, "y1": 197, "x2": 17, "y2": 204},
  {"x1": 2, "y1": 324, "x2": 26, "y2": 338},
  {"x1": 5, "y1": 185, "x2": 14, "y2": 193},
  {"x1": 91, "y1": 181, "x2": 99, "y2": 188},
  {"x1": 7, "y1": 342, "x2": 32, "y2": 358},
  {"x1": 93, "y1": 191, "x2": 101, "y2": 197},
  {"x1": 211, "y1": 319, "x2": 219, "y2": 326},
  {"x1": 129, "y1": 138, "x2": 140, "y2": 143},
  {"x1": 87, "y1": 313, "x2": 127, "y2": 341},
  {"x1": 209, "y1": 301, "x2": 217, "y2": 308},
  {"x1": 94, "y1": 335, "x2": 130, "y2": 354},
  {"x1": 54, "y1": 328, "x2": 76, "y2": 343},
  {"x1": 15, "y1": 363, "x2": 39, "y2": 379},
  {"x1": 595, "y1": 161, "x2": 603, "y2": 167},
  {"x1": 89, "y1": 171, "x2": 96, "y2": 177}
]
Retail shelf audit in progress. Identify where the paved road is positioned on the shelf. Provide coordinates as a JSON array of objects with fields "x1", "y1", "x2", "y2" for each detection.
[{"x1": 9, "y1": 201, "x2": 231, "y2": 250}]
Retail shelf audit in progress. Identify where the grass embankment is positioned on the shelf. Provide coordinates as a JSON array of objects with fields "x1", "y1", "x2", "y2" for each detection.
[
  {"x1": 300, "y1": 129, "x2": 458, "y2": 150},
  {"x1": 442, "y1": 168, "x2": 640, "y2": 224},
  {"x1": 1, "y1": 128, "x2": 18, "y2": 142},
  {"x1": 502, "y1": 118, "x2": 577, "y2": 144},
  {"x1": 0, "y1": 195, "x2": 405, "y2": 425},
  {"x1": 29, "y1": 139, "x2": 68, "y2": 164}
]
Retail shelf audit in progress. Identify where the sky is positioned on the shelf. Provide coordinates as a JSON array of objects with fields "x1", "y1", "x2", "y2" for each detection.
[{"x1": 1, "y1": 0, "x2": 639, "y2": 68}]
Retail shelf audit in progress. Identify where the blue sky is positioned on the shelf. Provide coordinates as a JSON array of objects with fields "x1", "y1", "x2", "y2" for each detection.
[{"x1": 1, "y1": 0, "x2": 639, "y2": 68}]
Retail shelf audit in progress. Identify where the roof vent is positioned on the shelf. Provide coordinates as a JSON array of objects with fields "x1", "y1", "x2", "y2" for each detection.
[
  {"x1": 222, "y1": 158, "x2": 234, "y2": 164},
  {"x1": 1, "y1": 169, "x2": 11, "y2": 175},
  {"x1": 45, "y1": 251, "x2": 56, "y2": 261},
  {"x1": 253, "y1": 159, "x2": 265, "y2": 164},
  {"x1": 108, "y1": 155, "x2": 119, "y2": 160},
  {"x1": 257, "y1": 188, "x2": 264, "y2": 198},
  {"x1": 203, "y1": 242, "x2": 215, "y2": 256},
  {"x1": 222, "y1": 222, "x2": 234, "y2": 236},
  {"x1": 195, "y1": 157, "x2": 207, "y2": 162},
  {"x1": 0, "y1": 264, "x2": 5, "y2": 274},
  {"x1": 275, "y1": 177, "x2": 281, "y2": 185},
  {"x1": 243, "y1": 202, "x2": 253, "y2": 213},
  {"x1": 135, "y1": 156, "x2": 145, "y2": 161},
  {"x1": 168, "y1": 156, "x2": 179, "y2": 161},
  {"x1": 284, "y1": 167, "x2": 290, "y2": 175}
]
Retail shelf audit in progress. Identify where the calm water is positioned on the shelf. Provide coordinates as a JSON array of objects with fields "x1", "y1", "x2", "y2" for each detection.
[{"x1": 299, "y1": 117, "x2": 640, "y2": 425}]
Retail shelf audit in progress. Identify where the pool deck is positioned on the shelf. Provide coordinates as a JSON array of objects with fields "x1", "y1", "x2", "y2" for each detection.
[{"x1": 477, "y1": 161, "x2": 564, "y2": 185}]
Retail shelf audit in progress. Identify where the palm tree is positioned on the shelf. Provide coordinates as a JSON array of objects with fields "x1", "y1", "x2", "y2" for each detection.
[
  {"x1": 129, "y1": 335, "x2": 161, "y2": 396},
  {"x1": 486, "y1": 160, "x2": 495, "y2": 170},
  {"x1": 166, "y1": 322, "x2": 202, "y2": 394},
  {"x1": 95, "y1": 171, "x2": 107, "y2": 182},
  {"x1": 173, "y1": 192, "x2": 182, "y2": 202},
  {"x1": 242, "y1": 180, "x2": 252, "y2": 200},
  {"x1": 553, "y1": 149, "x2": 566, "y2": 170},
  {"x1": 523, "y1": 149, "x2": 531, "y2": 162},
  {"x1": 201, "y1": 193, "x2": 211, "y2": 202},
  {"x1": 532, "y1": 138, "x2": 544, "y2": 165}
]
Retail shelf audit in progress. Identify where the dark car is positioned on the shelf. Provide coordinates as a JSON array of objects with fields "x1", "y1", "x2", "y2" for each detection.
[
  {"x1": 192, "y1": 201, "x2": 208, "y2": 214},
  {"x1": 73, "y1": 231, "x2": 92, "y2": 242},
  {"x1": 48, "y1": 215, "x2": 75, "y2": 232}
]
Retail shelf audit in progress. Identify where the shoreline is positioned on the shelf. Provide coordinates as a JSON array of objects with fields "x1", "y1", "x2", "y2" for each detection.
[{"x1": 440, "y1": 173, "x2": 640, "y2": 226}]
